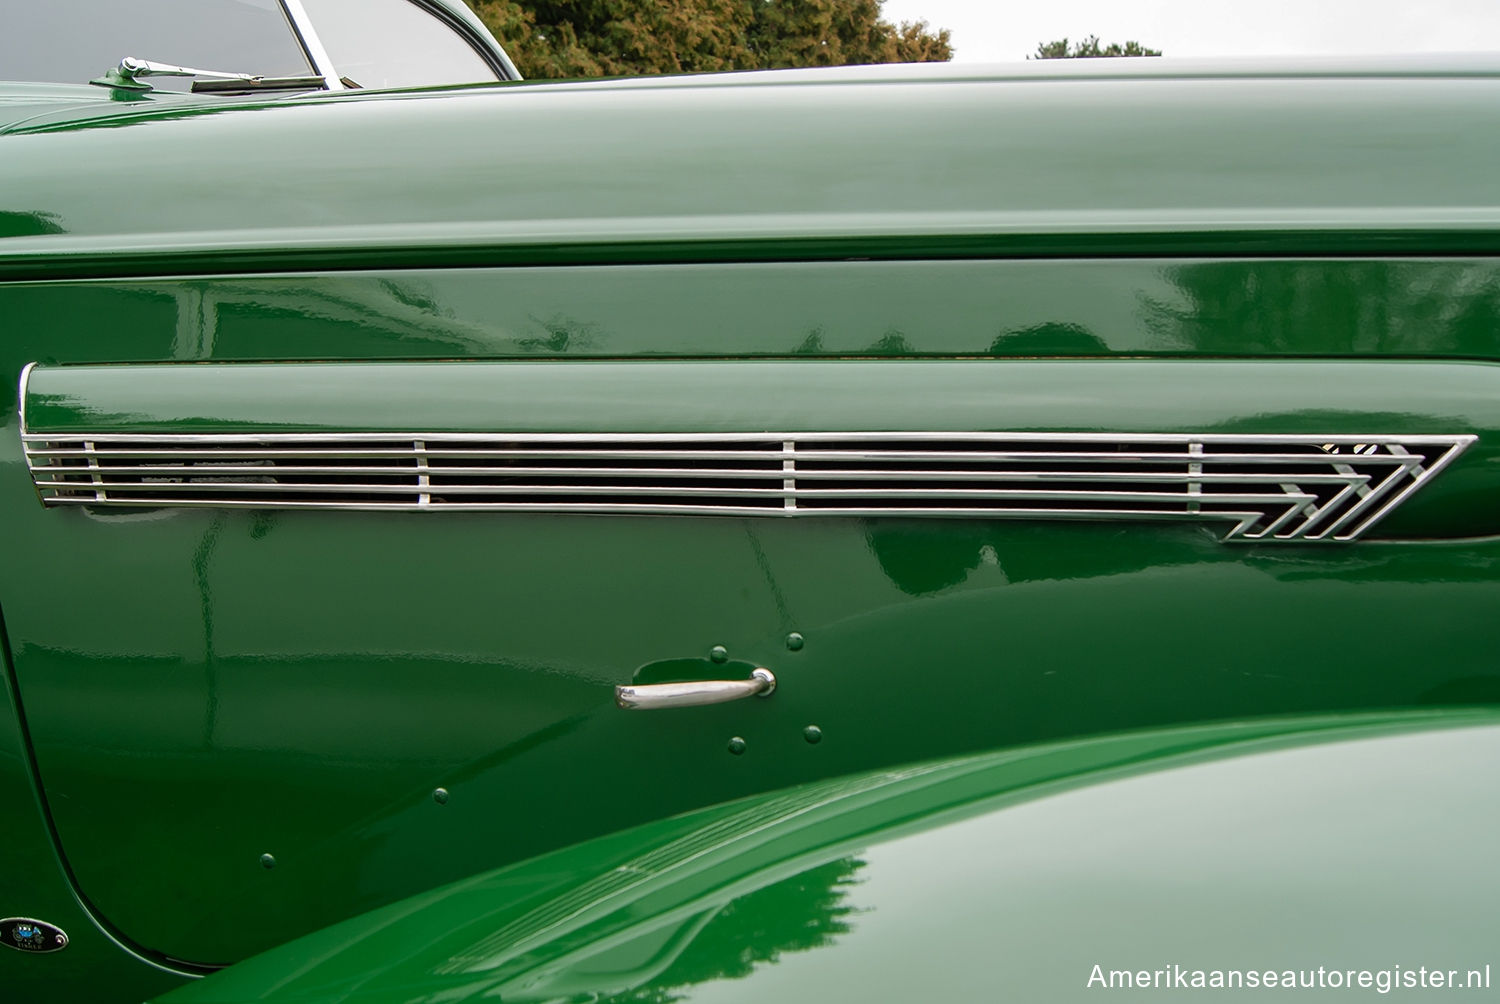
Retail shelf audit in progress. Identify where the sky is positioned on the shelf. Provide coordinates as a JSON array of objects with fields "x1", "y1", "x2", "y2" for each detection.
[{"x1": 878, "y1": 0, "x2": 1500, "y2": 63}]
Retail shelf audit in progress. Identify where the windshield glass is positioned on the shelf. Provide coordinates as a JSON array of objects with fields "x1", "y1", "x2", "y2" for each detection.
[{"x1": 1, "y1": 0, "x2": 313, "y2": 89}]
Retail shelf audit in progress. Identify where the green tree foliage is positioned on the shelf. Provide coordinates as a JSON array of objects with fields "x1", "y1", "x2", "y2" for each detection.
[
  {"x1": 1032, "y1": 35, "x2": 1161, "y2": 59},
  {"x1": 467, "y1": 0, "x2": 952, "y2": 78}
]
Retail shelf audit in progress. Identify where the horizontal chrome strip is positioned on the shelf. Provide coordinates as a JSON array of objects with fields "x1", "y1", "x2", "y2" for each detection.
[
  {"x1": 19, "y1": 431, "x2": 1477, "y2": 445},
  {"x1": 16, "y1": 447, "x2": 1423, "y2": 460},
  {"x1": 27, "y1": 480, "x2": 1324, "y2": 503},
  {"x1": 20, "y1": 430, "x2": 1474, "y2": 542},
  {"x1": 32, "y1": 496, "x2": 1271, "y2": 521},
  {"x1": 24, "y1": 465, "x2": 1374, "y2": 484}
]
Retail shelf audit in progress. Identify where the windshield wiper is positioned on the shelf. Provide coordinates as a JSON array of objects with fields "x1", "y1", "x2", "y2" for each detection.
[{"x1": 91, "y1": 57, "x2": 325, "y2": 94}]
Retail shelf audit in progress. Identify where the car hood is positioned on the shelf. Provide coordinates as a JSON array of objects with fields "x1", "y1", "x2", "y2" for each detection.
[
  {"x1": 0, "y1": 81, "x2": 203, "y2": 134},
  {"x1": 8, "y1": 51, "x2": 1496, "y2": 132},
  {"x1": 154, "y1": 709, "x2": 1500, "y2": 1004}
]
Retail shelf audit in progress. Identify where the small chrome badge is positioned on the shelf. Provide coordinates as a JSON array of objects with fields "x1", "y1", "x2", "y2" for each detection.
[{"x1": 1, "y1": 918, "x2": 68, "y2": 953}]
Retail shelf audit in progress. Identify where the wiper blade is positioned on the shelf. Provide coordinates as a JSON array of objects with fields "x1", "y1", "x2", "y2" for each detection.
[
  {"x1": 191, "y1": 76, "x2": 326, "y2": 93},
  {"x1": 91, "y1": 57, "x2": 324, "y2": 94}
]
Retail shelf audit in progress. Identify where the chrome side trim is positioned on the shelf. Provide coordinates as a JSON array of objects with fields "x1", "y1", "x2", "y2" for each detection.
[
  {"x1": 17, "y1": 427, "x2": 1476, "y2": 542},
  {"x1": 16, "y1": 361, "x2": 34, "y2": 432}
]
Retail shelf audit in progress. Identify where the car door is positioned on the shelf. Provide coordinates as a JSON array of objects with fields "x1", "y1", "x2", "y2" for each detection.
[
  {"x1": 9, "y1": 262, "x2": 1500, "y2": 965},
  {"x1": 4, "y1": 66, "x2": 1500, "y2": 969}
]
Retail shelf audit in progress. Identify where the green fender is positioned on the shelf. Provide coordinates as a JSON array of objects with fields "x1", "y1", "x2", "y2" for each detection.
[{"x1": 156, "y1": 708, "x2": 1500, "y2": 1003}]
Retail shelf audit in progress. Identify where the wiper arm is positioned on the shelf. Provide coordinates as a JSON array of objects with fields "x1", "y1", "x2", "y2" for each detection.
[
  {"x1": 191, "y1": 75, "x2": 327, "y2": 93},
  {"x1": 91, "y1": 57, "x2": 325, "y2": 94}
]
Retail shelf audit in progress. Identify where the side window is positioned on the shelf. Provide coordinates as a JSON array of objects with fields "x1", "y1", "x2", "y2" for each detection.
[{"x1": 300, "y1": 0, "x2": 501, "y2": 89}]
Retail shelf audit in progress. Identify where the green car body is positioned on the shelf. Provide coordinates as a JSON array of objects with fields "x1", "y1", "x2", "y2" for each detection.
[
  {"x1": 149, "y1": 710, "x2": 1500, "y2": 1004},
  {"x1": 2, "y1": 27, "x2": 1500, "y2": 1000}
]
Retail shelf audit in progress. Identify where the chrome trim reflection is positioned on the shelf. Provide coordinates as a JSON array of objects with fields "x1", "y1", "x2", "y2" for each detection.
[
  {"x1": 18, "y1": 430, "x2": 1475, "y2": 542},
  {"x1": 16, "y1": 362, "x2": 34, "y2": 431},
  {"x1": 280, "y1": 0, "x2": 345, "y2": 90},
  {"x1": 615, "y1": 668, "x2": 776, "y2": 710}
]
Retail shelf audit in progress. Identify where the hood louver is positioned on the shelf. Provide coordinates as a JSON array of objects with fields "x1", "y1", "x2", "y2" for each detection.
[{"x1": 21, "y1": 431, "x2": 1472, "y2": 542}]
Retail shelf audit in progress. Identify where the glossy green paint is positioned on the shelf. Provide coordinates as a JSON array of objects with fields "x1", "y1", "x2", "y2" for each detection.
[
  {"x1": 5, "y1": 348, "x2": 1500, "y2": 949},
  {"x1": 12, "y1": 516, "x2": 1500, "y2": 966},
  {"x1": 26, "y1": 357, "x2": 1500, "y2": 437},
  {"x1": 0, "y1": 81, "x2": 194, "y2": 141},
  {"x1": 6, "y1": 58, "x2": 1500, "y2": 277},
  {"x1": 9, "y1": 257, "x2": 1500, "y2": 361},
  {"x1": 4, "y1": 53, "x2": 1500, "y2": 987},
  {"x1": 152, "y1": 711, "x2": 1500, "y2": 1003},
  {"x1": 0, "y1": 618, "x2": 189, "y2": 1002}
]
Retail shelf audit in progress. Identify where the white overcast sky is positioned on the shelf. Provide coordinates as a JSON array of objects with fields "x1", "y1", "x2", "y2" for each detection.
[{"x1": 878, "y1": 0, "x2": 1500, "y2": 62}]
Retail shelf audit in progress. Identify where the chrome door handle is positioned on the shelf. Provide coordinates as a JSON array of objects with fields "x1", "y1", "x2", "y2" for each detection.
[{"x1": 616, "y1": 668, "x2": 776, "y2": 710}]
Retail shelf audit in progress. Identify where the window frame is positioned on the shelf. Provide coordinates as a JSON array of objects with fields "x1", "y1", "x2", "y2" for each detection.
[{"x1": 281, "y1": 0, "x2": 523, "y2": 89}]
